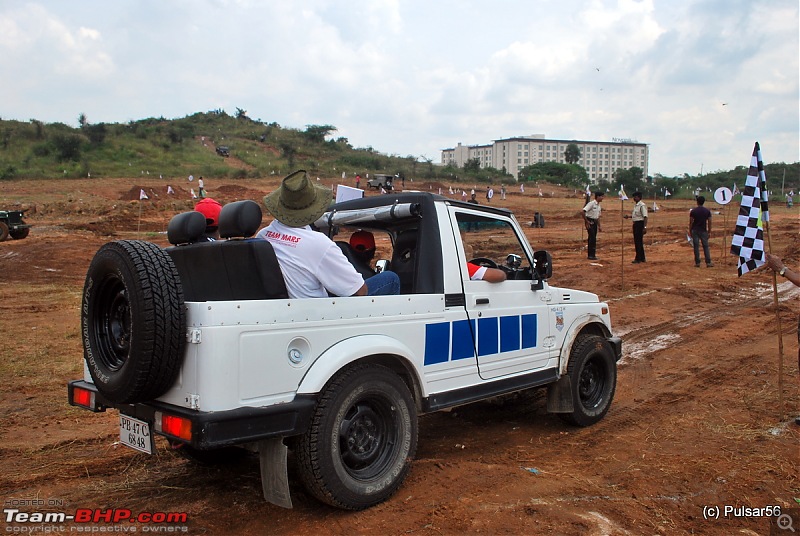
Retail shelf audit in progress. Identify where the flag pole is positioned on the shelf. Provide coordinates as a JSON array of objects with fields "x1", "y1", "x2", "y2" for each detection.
[
  {"x1": 755, "y1": 142, "x2": 785, "y2": 420},
  {"x1": 620, "y1": 196, "x2": 625, "y2": 291},
  {"x1": 720, "y1": 203, "x2": 726, "y2": 265},
  {"x1": 137, "y1": 198, "x2": 143, "y2": 238},
  {"x1": 763, "y1": 214, "x2": 785, "y2": 420}
]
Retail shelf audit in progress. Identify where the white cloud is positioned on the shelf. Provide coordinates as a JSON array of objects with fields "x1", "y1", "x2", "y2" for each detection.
[{"x1": 0, "y1": 0, "x2": 796, "y2": 176}]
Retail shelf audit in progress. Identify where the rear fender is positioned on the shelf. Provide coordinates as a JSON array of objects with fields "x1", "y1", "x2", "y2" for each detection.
[{"x1": 296, "y1": 334, "x2": 422, "y2": 396}]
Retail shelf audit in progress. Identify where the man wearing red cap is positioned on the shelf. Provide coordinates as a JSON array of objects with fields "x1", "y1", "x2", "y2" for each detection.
[{"x1": 194, "y1": 198, "x2": 222, "y2": 241}]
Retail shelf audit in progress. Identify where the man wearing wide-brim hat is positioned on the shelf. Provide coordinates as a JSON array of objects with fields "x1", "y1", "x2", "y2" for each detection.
[{"x1": 257, "y1": 170, "x2": 400, "y2": 298}]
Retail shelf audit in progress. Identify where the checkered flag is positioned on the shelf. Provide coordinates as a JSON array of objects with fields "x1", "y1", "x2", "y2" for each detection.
[{"x1": 730, "y1": 142, "x2": 769, "y2": 276}]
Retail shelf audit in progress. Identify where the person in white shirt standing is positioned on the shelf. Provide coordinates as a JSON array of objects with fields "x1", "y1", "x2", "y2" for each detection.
[
  {"x1": 624, "y1": 191, "x2": 648, "y2": 263},
  {"x1": 258, "y1": 170, "x2": 400, "y2": 299},
  {"x1": 582, "y1": 191, "x2": 604, "y2": 260}
]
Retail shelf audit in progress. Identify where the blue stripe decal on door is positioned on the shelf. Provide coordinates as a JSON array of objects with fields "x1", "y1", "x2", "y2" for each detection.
[
  {"x1": 451, "y1": 319, "x2": 475, "y2": 360},
  {"x1": 477, "y1": 317, "x2": 499, "y2": 356},
  {"x1": 423, "y1": 314, "x2": 538, "y2": 366},
  {"x1": 500, "y1": 315, "x2": 521, "y2": 352},
  {"x1": 424, "y1": 322, "x2": 450, "y2": 365},
  {"x1": 521, "y1": 314, "x2": 537, "y2": 349}
]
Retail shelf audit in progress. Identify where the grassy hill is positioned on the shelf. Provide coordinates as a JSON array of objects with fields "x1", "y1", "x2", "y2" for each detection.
[
  {"x1": 1, "y1": 111, "x2": 797, "y2": 198},
  {"x1": 0, "y1": 110, "x2": 438, "y2": 182}
]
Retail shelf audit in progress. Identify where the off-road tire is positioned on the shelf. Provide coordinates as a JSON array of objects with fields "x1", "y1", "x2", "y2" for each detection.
[
  {"x1": 559, "y1": 334, "x2": 617, "y2": 427},
  {"x1": 10, "y1": 227, "x2": 29, "y2": 240},
  {"x1": 82, "y1": 240, "x2": 185, "y2": 404},
  {"x1": 0, "y1": 222, "x2": 9, "y2": 242},
  {"x1": 297, "y1": 364, "x2": 418, "y2": 510}
]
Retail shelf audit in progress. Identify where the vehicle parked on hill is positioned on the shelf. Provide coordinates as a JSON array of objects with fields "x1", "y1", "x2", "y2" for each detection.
[
  {"x1": 0, "y1": 209, "x2": 31, "y2": 241},
  {"x1": 215, "y1": 145, "x2": 230, "y2": 157},
  {"x1": 366, "y1": 173, "x2": 394, "y2": 190},
  {"x1": 68, "y1": 193, "x2": 621, "y2": 511}
]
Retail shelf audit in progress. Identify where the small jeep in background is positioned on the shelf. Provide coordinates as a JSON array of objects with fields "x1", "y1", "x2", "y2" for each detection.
[
  {"x1": 0, "y1": 209, "x2": 31, "y2": 241},
  {"x1": 367, "y1": 173, "x2": 394, "y2": 191},
  {"x1": 215, "y1": 146, "x2": 230, "y2": 157}
]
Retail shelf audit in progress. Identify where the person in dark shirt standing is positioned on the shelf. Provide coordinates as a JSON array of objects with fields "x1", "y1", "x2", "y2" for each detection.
[{"x1": 689, "y1": 196, "x2": 713, "y2": 267}]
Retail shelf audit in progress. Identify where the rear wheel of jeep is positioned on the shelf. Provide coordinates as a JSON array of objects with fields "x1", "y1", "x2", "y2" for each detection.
[
  {"x1": 82, "y1": 240, "x2": 185, "y2": 404},
  {"x1": 559, "y1": 334, "x2": 617, "y2": 427},
  {"x1": 0, "y1": 222, "x2": 9, "y2": 242},
  {"x1": 297, "y1": 364, "x2": 418, "y2": 510}
]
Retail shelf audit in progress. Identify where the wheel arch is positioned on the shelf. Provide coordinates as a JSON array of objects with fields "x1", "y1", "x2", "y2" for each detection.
[
  {"x1": 558, "y1": 315, "x2": 612, "y2": 375},
  {"x1": 296, "y1": 334, "x2": 425, "y2": 410}
]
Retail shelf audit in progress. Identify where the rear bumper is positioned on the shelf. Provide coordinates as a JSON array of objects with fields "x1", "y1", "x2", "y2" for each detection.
[{"x1": 68, "y1": 380, "x2": 317, "y2": 449}]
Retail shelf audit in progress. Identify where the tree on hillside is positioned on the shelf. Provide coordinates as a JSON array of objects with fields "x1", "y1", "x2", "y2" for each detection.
[
  {"x1": 280, "y1": 142, "x2": 297, "y2": 169},
  {"x1": 235, "y1": 107, "x2": 248, "y2": 120},
  {"x1": 51, "y1": 132, "x2": 85, "y2": 161},
  {"x1": 463, "y1": 158, "x2": 481, "y2": 172},
  {"x1": 304, "y1": 124, "x2": 337, "y2": 144},
  {"x1": 564, "y1": 143, "x2": 581, "y2": 164},
  {"x1": 519, "y1": 161, "x2": 587, "y2": 186},
  {"x1": 614, "y1": 166, "x2": 644, "y2": 193},
  {"x1": 83, "y1": 123, "x2": 107, "y2": 145},
  {"x1": 78, "y1": 113, "x2": 88, "y2": 128}
]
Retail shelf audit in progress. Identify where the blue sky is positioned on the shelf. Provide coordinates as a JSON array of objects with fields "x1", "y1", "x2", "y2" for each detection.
[{"x1": 1, "y1": 0, "x2": 797, "y2": 176}]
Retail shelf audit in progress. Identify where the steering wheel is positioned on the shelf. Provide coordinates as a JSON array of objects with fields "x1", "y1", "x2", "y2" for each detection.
[{"x1": 469, "y1": 257, "x2": 498, "y2": 269}]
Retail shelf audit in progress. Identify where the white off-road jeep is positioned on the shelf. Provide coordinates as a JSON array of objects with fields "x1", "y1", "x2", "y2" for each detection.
[{"x1": 68, "y1": 192, "x2": 621, "y2": 510}]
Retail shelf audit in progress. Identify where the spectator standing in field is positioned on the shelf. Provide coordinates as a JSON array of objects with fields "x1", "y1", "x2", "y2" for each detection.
[
  {"x1": 624, "y1": 191, "x2": 648, "y2": 263},
  {"x1": 689, "y1": 196, "x2": 713, "y2": 267},
  {"x1": 198, "y1": 177, "x2": 205, "y2": 198},
  {"x1": 582, "y1": 192, "x2": 604, "y2": 260}
]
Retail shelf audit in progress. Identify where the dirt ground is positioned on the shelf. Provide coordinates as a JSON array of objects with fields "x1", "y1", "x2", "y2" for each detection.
[{"x1": 1, "y1": 176, "x2": 798, "y2": 536}]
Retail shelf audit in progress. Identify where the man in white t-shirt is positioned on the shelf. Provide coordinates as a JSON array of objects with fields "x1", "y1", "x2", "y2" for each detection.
[{"x1": 259, "y1": 170, "x2": 400, "y2": 298}]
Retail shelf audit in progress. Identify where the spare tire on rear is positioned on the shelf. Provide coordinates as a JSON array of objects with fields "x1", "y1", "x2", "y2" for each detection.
[{"x1": 82, "y1": 240, "x2": 186, "y2": 404}]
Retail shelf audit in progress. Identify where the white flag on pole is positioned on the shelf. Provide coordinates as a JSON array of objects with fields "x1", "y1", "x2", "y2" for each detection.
[{"x1": 139, "y1": 189, "x2": 148, "y2": 200}]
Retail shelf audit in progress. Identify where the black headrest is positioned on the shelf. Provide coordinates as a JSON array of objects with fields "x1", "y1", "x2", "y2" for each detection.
[
  {"x1": 219, "y1": 200, "x2": 263, "y2": 239},
  {"x1": 167, "y1": 211, "x2": 207, "y2": 245}
]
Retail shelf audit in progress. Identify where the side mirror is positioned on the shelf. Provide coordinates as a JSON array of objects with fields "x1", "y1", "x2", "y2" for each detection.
[{"x1": 533, "y1": 250, "x2": 553, "y2": 280}]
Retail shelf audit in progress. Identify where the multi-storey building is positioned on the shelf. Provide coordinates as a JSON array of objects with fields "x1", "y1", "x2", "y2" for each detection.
[{"x1": 441, "y1": 134, "x2": 649, "y2": 182}]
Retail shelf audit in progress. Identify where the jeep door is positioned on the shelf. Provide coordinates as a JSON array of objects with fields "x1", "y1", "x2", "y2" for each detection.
[{"x1": 448, "y1": 207, "x2": 556, "y2": 380}]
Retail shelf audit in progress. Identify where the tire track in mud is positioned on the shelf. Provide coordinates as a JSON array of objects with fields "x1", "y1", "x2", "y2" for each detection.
[
  {"x1": 612, "y1": 280, "x2": 799, "y2": 365},
  {"x1": 601, "y1": 280, "x2": 799, "y2": 434}
]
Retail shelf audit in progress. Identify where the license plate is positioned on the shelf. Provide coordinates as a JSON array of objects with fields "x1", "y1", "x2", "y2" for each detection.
[{"x1": 119, "y1": 415, "x2": 154, "y2": 454}]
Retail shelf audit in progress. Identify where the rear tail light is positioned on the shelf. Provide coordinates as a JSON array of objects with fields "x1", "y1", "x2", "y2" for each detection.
[
  {"x1": 155, "y1": 412, "x2": 193, "y2": 441},
  {"x1": 71, "y1": 386, "x2": 98, "y2": 410}
]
